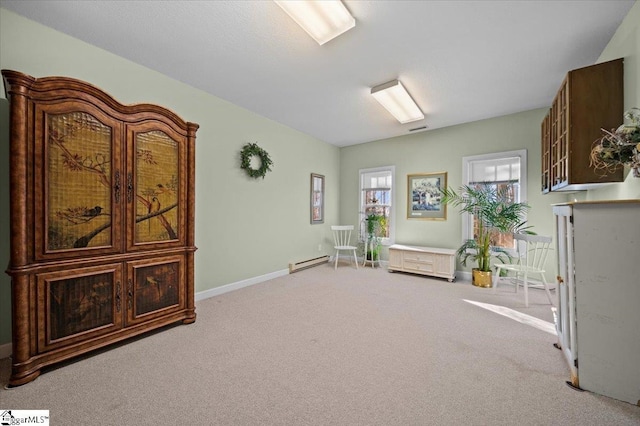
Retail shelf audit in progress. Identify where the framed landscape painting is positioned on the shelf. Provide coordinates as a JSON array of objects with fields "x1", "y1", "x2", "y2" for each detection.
[{"x1": 407, "y1": 172, "x2": 447, "y2": 220}]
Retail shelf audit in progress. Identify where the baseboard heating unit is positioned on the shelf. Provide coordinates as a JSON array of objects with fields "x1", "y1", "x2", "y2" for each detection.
[{"x1": 289, "y1": 255, "x2": 330, "y2": 273}]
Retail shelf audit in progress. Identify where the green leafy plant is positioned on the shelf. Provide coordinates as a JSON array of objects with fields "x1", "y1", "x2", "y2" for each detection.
[
  {"x1": 440, "y1": 184, "x2": 531, "y2": 272},
  {"x1": 364, "y1": 213, "x2": 384, "y2": 260}
]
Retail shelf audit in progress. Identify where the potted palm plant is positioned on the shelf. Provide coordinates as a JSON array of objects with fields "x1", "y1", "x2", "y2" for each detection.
[{"x1": 440, "y1": 183, "x2": 531, "y2": 287}]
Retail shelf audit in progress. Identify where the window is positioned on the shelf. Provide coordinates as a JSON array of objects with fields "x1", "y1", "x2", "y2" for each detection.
[
  {"x1": 359, "y1": 166, "x2": 395, "y2": 245},
  {"x1": 462, "y1": 150, "x2": 527, "y2": 251}
]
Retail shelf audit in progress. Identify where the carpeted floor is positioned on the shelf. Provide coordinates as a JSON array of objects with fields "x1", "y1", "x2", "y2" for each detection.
[{"x1": 1, "y1": 265, "x2": 639, "y2": 425}]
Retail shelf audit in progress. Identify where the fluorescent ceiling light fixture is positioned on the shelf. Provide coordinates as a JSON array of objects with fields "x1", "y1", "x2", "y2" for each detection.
[
  {"x1": 371, "y1": 80, "x2": 424, "y2": 124},
  {"x1": 275, "y1": 0, "x2": 355, "y2": 45}
]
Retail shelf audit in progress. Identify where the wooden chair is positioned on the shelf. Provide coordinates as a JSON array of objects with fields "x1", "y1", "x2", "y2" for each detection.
[
  {"x1": 493, "y1": 233, "x2": 554, "y2": 307},
  {"x1": 331, "y1": 225, "x2": 359, "y2": 270}
]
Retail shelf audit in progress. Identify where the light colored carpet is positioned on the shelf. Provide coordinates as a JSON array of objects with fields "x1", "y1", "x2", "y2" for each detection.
[{"x1": 1, "y1": 265, "x2": 639, "y2": 425}]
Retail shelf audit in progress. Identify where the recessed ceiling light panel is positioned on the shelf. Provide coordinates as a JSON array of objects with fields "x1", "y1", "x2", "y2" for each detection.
[{"x1": 275, "y1": 0, "x2": 355, "y2": 45}]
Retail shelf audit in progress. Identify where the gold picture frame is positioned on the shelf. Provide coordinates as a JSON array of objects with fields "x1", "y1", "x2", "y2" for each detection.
[{"x1": 407, "y1": 172, "x2": 447, "y2": 220}]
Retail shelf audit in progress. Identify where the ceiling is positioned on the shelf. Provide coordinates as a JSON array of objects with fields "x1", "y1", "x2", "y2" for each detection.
[{"x1": 1, "y1": 1, "x2": 635, "y2": 147}]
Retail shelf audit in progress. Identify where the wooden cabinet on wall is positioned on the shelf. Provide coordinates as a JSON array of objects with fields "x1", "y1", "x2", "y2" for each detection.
[
  {"x1": 2, "y1": 70, "x2": 199, "y2": 386},
  {"x1": 541, "y1": 59, "x2": 623, "y2": 193}
]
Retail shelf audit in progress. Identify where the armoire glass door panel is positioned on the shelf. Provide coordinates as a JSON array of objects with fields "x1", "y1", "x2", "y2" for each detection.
[
  {"x1": 35, "y1": 103, "x2": 123, "y2": 260},
  {"x1": 126, "y1": 122, "x2": 186, "y2": 251}
]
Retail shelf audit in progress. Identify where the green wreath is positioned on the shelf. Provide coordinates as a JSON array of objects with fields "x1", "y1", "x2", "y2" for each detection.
[{"x1": 240, "y1": 142, "x2": 273, "y2": 179}]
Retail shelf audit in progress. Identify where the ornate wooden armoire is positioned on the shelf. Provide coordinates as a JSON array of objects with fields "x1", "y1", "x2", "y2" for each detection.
[{"x1": 2, "y1": 70, "x2": 198, "y2": 386}]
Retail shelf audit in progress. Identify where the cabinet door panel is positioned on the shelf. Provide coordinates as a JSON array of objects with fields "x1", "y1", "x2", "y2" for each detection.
[
  {"x1": 126, "y1": 255, "x2": 185, "y2": 326},
  {"x1": 434, "y1": 254, "x2": 450, "y2": 275},
  {"x1": 35, "y1": 102, "x2": 123, "y2": 260},
  {"x1": 37, "y1": 263, "x2": 123, "y2": 352},
  {"x1": 126, "y1": 122, "x2": 187, "y2": 251},
  {"x1": 388, "y1": 250, "x2": 402, "y2": 268},
  {"x1": 541, "y1": 113, "x2": 551, "y2": 193},
  {"x1": 551, "y1": 79, "x2": 569, "y2": 190}
]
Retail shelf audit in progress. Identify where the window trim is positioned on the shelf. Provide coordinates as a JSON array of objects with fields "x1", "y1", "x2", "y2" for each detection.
[
  {"x1": 461, "y1": 149, "x2": 527, "y2": 252},
  {"x1": 359, "y1": 165, "x2": 396, "y2": 246}
]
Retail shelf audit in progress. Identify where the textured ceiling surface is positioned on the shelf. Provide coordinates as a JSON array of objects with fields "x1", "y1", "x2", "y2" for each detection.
[{"x1": 0, "y1": 0, "x2": 634, "y2": 146}]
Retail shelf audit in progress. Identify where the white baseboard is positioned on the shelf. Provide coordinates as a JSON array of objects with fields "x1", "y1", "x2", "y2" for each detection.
[
  {"x1": 457, "y1": 271, "x2": 472, "y2": 281},
  {"x1": 0, "y1": 342, "x2": 12, "y2": 359},
  {"x1": 195, "y1": 268, "x2": 289, "y2": 302}
]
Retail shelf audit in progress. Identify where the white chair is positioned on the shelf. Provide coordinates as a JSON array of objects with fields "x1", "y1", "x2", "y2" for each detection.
[
  {"x1": 493, "y1": 233, "x2": 554, "y2": 307},
  {"x1": 331, "y1": 225, "x2": 359, "y2": 270}
]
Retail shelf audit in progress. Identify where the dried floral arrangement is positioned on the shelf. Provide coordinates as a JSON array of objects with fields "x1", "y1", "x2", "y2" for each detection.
[{"x1": 590, "y1": 107, "x2": 640, "y2": 178}]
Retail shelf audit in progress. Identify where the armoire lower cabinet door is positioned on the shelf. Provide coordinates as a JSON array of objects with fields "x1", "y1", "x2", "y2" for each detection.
[
  {"x1": 37, "y1": 263, "x2": 124, "y2": 353},
  {"x1": 125, "y1": 255, "x2": 185, "y2": 326}
]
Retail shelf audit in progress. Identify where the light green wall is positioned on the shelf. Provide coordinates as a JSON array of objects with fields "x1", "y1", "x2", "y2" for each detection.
[
  {"x1": 0, "y1": 9, "x2": 340, "y2": 346},
  {"x1": 582, "y1": 0, "x2": 640, "y2": 201},
  {"x1": 339, "y1": 109, "x2": 567, "y2": 274}
]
